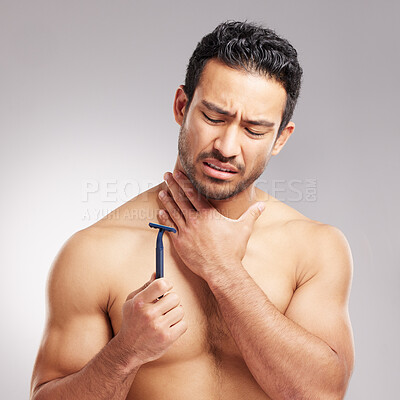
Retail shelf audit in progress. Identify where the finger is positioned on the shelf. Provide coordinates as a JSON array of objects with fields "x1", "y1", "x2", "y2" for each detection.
[
  {"x1": 137, "y1": 278, "x2": 173, "y2": 303},
  {"x1": 153, "y1": 291, "x2": 180, "y2": 316},
  {"x1": 162, "y1": 304, "x2": 184, "y2": 327},
  {"x1": 164, "y1": 172, "x2": 196, "y2": 218},
  {"x1": 157, "y1": 209, "x2": 177, "y2": 232},
  {"x1": 238, "y1": 202, "x2": 266, "y2": 229},
  {"x1": 173, "y1": 170, "x2": 211, "y2": 211},
  {"x1": 169, "y1": 318, "x2": 188, "y2": 341},
  {"x1": 125, "y1": 272, "x2": 156, "y2": 301},
  {"x1": 158, "y1": 189, "x2": 186, "y2": 230}
]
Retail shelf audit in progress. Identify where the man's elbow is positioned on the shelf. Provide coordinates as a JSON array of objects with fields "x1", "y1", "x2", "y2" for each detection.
[
  {"x1": 30, "y1": 379, "x2": 57, "y2": 400},
  {"x1": 30, "y1": 382, "x2": 46, "y2": 400},
  {"x1": 321, "y1": 353, "x2": 353, "y2": 400},
  {"x1": 290, "y1": 351, "x2": 352, "y2": 400},
  {"x1": 266, "y1": 358, "x2": 351, "y2": 400}
]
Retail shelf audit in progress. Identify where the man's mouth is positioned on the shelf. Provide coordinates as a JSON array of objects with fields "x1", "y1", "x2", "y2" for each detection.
[
  {"x1": 202, "y1": 158, "x2": 238, "y2": 173},
  {"x1": 204, "y1": 162, "x2": 236, "y2": 173},
  {"x1": 201, "y1": 159, "x2": 239, "y2": 180}
]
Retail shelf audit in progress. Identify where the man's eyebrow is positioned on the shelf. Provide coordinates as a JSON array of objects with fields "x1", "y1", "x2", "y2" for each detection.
[
  {"x1": 202, "y1": 100, "x2": 234, "y2": 117},
  {"x1": 201, "y1": 100, "x2": 275, "y2": 128}
]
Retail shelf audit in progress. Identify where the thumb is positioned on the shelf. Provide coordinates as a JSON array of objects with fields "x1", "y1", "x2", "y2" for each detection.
[
  {"x1": 148, "y1": 272, "x2": 156, "y2": 282},
  {"x1": 125, "y1": 272, "x2": 156, "y2": 302},
  {"x1": 239, "y1": 202, "x2": 265, "y2": 227}
]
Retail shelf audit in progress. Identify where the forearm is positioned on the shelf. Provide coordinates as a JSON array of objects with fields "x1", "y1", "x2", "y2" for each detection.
[
  {"x1": 32, "y1": 334, "x2": 143, "y2": 400},
  {"x1": 207, "y1": 264, "x2": 344, "y2": 400}
]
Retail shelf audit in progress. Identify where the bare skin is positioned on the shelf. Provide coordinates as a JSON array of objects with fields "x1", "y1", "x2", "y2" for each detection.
[{"x1": 31, "y1": 60, "x2": 354, "y2": 399}]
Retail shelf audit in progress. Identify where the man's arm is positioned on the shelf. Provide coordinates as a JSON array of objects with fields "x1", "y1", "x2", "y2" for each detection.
[
  {"x1": 158, "y1": 170, "x2": 354, "y2": 399},
  {"x1": 32, "y1": 336, "x2": 142, "y2": 400},
  {"x1": 30, "y1": 231, "x2": 141, "y2": 400},
  {"x1": 207, "y1": 224, "x2": 354, "y2": 400},
  {"x1": 31, "y1": 229, "x2": 186, "y2": 400}
]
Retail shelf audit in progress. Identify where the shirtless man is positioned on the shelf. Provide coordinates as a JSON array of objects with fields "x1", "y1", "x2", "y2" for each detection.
[{"x1": 30, "y1": 21, "x2": 354, "y2": 399}]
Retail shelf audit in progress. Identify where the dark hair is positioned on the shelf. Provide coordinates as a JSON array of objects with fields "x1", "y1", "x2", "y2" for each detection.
[{"x1": 184, "y1": 21, "x2": 303, "y2": 137}]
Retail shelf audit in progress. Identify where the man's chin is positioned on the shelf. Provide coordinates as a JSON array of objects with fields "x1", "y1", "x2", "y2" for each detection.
[
  {"x1": 180, "y1": 160, "x2": 249, "y2": 200},
  {"x1": 191, "y1": 178, "x2": 241, "y2": 201}
]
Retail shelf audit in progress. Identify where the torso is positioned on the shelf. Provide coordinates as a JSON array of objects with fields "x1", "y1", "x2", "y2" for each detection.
[{"x1": 88, "y1": 183, "x2": 317, "y2": 400}]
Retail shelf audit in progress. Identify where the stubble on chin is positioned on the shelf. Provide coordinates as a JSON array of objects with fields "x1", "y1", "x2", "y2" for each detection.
[{"x1": 178, "y1": 123, "x2": 267, "y2": 201}]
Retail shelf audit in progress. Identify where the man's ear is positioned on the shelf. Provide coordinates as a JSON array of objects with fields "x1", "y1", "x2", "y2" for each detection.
[
  {"x1": 271, "y1": 122, "x2": 295, "y2": 156},
  {"x1": 173, "y1": 85, "x2": 188, "y2": 126}
]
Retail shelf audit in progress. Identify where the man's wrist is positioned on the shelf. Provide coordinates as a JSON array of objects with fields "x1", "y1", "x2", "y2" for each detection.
[
  {"x1": 110, "y1": 333, "x2": 145, "y2": 375},
  {"x1": 205, "y1": 260, "x2": 244, "y2": 290}
]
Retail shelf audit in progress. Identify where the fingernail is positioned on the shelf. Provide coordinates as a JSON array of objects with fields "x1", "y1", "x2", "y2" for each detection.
[{"x1": 258, "y1": 202, "x2": 265, "y2": 212}]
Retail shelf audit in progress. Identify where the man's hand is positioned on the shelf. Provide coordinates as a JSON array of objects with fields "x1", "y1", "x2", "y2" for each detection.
[
  {"x1": 157, "y1": 171, "x2": 265, "y2": 281},
  {"x1": 117, "y1": 273, "x2": 188, "y2": 368}
]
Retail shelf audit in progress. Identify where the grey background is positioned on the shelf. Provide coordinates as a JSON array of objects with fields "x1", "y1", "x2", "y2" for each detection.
[{"x1": 1, "y1": 0, "x2": 399, "y2": 398}]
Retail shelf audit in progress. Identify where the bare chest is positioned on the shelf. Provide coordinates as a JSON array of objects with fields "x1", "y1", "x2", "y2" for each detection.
[{"x1": 108, "y1": 233, "x2": 296, "y2": 365}]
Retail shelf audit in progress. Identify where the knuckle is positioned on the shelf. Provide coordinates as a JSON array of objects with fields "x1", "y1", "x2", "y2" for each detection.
[
  {"x1": 159, "y1": 278, "x2": 172, "y2": 292},
  {"x1": 168, "y1": 292, "x2": 179, "y2": 303},
  {"x1": 172, "y1": 209, "x2": 181, "y2": 219},
  {"x1": 178, "y1": 192, "x2": 186, "y2": 202},
  {"x1": 150, "y1": 319, "x2": 161, "y2": 332},
  {"x1": 132, "y1": 297, "x2": 145, "y2": 311},
  {"x1": 142, "y1": 307, "x2": 155, "y2": 322},
  {"x1": 142, "y1": 313, "x2": 152, "y2": 324},
  {"x1": 159, "y1": 330, "x2": 170, "y2": 343}
]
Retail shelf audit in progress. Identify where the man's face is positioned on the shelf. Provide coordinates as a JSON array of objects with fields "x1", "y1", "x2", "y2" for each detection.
[{"x1": 177, "y1": 59, "x2": 288, "y2": 200}]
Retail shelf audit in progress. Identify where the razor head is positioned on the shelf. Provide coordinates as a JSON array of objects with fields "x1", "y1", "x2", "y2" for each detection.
[{"x1": 149, "y1": 222, "x2": 177, "y2": 233}]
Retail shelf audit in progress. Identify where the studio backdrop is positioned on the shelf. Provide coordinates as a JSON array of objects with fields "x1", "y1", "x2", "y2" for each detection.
[{"x1": 0, "y1": 0, "x2": 398, "y2": 398}]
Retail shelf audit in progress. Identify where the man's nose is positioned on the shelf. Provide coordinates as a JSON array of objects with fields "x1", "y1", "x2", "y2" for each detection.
[{"x1": 213, "y1": 125, "x2": 241, "y2": 158}]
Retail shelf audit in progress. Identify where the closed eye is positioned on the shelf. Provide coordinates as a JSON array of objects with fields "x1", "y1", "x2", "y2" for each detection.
[
  {"x1": 203, "y1": 111, "x2": 266, "y2": 137},
  {"x1": 202, "y1": 112, "x2": 224, "y2": 124},
  {"x1": 245, "y1": 128, "x2": 265, "y2": 137}
]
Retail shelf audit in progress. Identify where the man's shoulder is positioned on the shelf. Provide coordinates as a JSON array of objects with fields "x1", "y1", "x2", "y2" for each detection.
[
  {"x1": 260, "y1": 194, "x2": 352, "y2": 284},
  {"x1": 46, "y1": 227, "x2": 119, "y2": 313},
  {"x1": 92, "y1": 181, "x2": 163, "y2": 231},
  {"x1": 259, "y1": 192, "x2": 314, "y2": 231},
  {"x1": 261, "y1": 192, "x2": 348, "y2": 242},
  {"x1": 71, "y1": 182, "x2": 163, "y2": 250},
  {"x1": 58, "y1": 183, "x2": 165, "y2": 278}
]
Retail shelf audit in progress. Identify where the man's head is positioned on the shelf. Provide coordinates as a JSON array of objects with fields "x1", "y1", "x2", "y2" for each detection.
[
  {"x1": 174, "y1": 21, "x2": 303, "y2": 201},
  {"x1": 184, "y1": 21, "x2": 302, "y2": 138}
]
